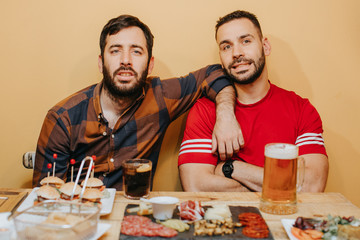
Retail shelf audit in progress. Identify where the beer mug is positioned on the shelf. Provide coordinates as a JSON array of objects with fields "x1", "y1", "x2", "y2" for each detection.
[
  {"x1": 259, "y1": 143, "x2": 304, "y2": 215},
  {"x1": 122, "y1": 159, "x2": 152, "y2": 200}
]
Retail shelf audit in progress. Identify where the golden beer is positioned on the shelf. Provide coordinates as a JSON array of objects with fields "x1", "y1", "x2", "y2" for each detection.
[{"x1": 260, "y1": 143, "x2": 299, "y2": 215}]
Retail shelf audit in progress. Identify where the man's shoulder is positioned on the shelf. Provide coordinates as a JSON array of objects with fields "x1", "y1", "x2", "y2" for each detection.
[
  {"x1": 271, "y1": 83, "x2": 310, "y2": 104},
  {"x1": 187, "y1": 97, "x2": 216, "y2": 123},
  {"x1": 193, "y1": 97, "x2": 216, "y2": 111},
  {"x1": 49, "y1": 83, "x2": 98, "y2": 115}
]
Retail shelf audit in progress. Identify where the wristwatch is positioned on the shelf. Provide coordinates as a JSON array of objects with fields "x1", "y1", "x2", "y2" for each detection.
[{"x1": 222, "y1": 160, "x2": 235, "y2": 178}]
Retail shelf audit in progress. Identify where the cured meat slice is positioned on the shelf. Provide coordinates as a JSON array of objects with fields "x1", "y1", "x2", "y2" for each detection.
[
  {"x1": 238, "y1": 212, "x2": 269, "y2": 238},
  {"x1": 178, "y1": 200, "x2": 204, "y2": 221},
  {"x1": 121, "y1": 215, "x2": 177, "y2": 238}
]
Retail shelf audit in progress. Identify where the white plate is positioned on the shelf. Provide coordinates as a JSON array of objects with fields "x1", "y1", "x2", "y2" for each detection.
[
  {"x1": 281, "y1": 218, "x2": 297, "y2": 240},
  {"x1": 17, "y1": 188, "x2": 116, "y2": 215},
  {"x1": 92, "y1": 223, "x2": 112, "y2": 240},
  {"x1": 0, "y1": 212, "x2": 110, "y2": 240}
]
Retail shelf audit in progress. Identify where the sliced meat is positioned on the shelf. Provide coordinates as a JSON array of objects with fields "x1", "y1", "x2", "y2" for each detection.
[
  {"x1": 179, "y1": 200, "x2": 204, "y2": 221},
  {"x1": 121, "y1": 215, "x2": 178, "y2": 238}
]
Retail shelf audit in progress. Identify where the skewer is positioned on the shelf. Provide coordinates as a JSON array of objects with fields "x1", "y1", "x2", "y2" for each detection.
[
  {"x1": 47, "y1": 163, "x2": 52, "y2": 185},
  {"x1": 70, "y1": 159, "x2": 75, "y2": 182},
  {"x1": 52, "y1": 154, "x2": 57, "y2": 177},
  {"x1": 91, "y1": 165, "x2": 95, "y2": 179},
  {"x1": 91, "y1": 156, "x2": 96, "y2": 179}
]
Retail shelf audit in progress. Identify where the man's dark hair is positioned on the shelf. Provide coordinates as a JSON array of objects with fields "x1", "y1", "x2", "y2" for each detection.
[
  {"x1": 215, "y1": 10, "x2": 263, "y2": 39},
  {"x1": 100, "y1": 15, "x2": 154, "y2": 63}
]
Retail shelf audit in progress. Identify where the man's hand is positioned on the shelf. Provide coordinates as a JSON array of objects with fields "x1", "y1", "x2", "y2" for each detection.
[
  {"x1": 213, "y1": 85, "x2": 244, "y2": 160},
  {"x1": 212, "y1": 114, "x2": 244, "y2": 160}
]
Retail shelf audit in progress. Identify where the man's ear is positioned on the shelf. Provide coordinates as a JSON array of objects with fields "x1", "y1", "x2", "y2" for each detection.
[
  {"x1": 263, "y1": 37, "x2": 271, "y2": 56},
  {"x1": 98, "y1": 55, "x2": 103, "y2": 73},
  {"x1": 147, "y1": 56, "x2": 155, "y2": 75}
]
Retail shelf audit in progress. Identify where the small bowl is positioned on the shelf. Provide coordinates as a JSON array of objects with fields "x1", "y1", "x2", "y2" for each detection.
[{"x1": 145, "y1": 196, "x2": 179, "y2": 220}]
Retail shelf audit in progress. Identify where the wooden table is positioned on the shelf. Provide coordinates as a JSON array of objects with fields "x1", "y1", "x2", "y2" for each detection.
[
  {"x1": 1, "y1": 189, "x2": 360, "y2": 239},
  {"x1": 99, "y1": 191, "x2": 360, "y2": 240}
]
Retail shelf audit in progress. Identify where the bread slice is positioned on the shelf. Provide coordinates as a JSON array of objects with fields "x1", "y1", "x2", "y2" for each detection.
[{"x1": 338, "y1": 225, "x2": 360, "y2": 240}]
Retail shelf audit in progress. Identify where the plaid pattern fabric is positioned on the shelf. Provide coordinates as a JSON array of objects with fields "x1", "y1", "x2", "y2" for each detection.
[{"x1": 33, "y1": 65, "x2": 230, "y2": 190}]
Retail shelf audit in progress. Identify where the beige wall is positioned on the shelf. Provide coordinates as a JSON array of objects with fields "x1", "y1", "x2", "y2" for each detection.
[{"x1": 1, "y1": 1, "x2": 359, "y2": 206}]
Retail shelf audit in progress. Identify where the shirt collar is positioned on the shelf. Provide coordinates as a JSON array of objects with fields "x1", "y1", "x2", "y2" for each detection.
[{"x1": 93, "y1": 81, "x2": 146, "y2": 123}]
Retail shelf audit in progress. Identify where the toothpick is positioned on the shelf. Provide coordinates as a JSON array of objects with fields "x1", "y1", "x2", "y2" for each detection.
[
  {"x1": 52, "y1": 154, "x2": 57, "y2": 177},
  {"x1": 70, "y1": 159, "x2": 75, "y2": 182},
  {"x1": 47, "y1": 163, "x2": 52, "y2": 185}
]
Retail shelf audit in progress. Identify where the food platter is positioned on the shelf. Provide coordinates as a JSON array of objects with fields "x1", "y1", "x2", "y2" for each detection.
[
  {"x1": 281, "y1": 219, "x2": 297, "y2": 240},
  {"x1": 120, "y1": 204, "x2": 274, "y2": 239},
  {"x1": 17, "y1": 188, "x2": 116, "y2": 215}
]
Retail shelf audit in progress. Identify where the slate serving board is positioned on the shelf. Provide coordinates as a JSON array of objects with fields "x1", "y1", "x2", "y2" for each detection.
[{"x1": 120, "y1": 204, "x2": 273, "y2": 240}]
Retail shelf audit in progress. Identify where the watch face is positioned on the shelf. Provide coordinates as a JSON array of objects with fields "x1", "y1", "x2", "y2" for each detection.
[
  {"x1": 223, "y1": 165, "x2": 231, "y2": 172},
  {"x1": 222, "y1": 161, "x2": 234, "y2": 178}
]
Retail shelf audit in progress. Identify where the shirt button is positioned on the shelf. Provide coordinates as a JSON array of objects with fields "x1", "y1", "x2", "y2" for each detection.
[
  {"x1": 110, "y1": 158, "x2": 114, "y2": 163},
  {"x1": 103, "y1": 173, "x2": 107, "y2": 177},
  {"x1": 111, "y1": 134, "x2": 115, "y2": 139},
  {"x1": 103, "y1": 132, "x2": 107, "y2": 136}
]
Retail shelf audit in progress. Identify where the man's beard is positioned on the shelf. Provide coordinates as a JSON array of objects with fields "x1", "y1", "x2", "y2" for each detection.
[
  {"x1": 102, "y1": 65, "x2": 148, "y2": 99},
  {"x1": 226, "y1": 51, "x2": 265, "y2": 85}
]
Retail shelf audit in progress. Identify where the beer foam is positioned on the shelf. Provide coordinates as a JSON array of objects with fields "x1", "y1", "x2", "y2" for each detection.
[{"x1": 265, "y1": 143, "x2": 298, "y2": 159}]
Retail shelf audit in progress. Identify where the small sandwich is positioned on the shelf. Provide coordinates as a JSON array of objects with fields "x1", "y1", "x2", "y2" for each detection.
[
  {"x1": 81, "y1": 188, "x2": 102, "y2": 207},
  {"x1": 40, "y1": 176, "x2": 64, "y2": 189},
  {"x1": 59, "y1": 182, "x2": 81, "y2": 200},
  {"x1": 35, "y1": 185, "x2": 60, "y2": 204},
  {"x1": 81, "y1": 177, "x2": 105, "y2": 191}
]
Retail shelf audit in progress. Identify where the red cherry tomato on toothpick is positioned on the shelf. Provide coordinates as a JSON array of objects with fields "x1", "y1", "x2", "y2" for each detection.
[
  {"x1": 53, "y1": 153, "x2": 57, "y2": 159},
  {"x1": 47, "y1": 163, "x2": 52, "y2": 169},
  {"x1": 91, "y1": 155, "x2": 96, "y2": 160},
  {"x1": 70, "y1": 159, "x2": 75, "y2": 165}
]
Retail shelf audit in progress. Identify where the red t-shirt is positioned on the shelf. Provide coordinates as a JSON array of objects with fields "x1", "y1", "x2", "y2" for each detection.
[{"x1": 178, "y1": 83, "x2": 327, "y2": 167}]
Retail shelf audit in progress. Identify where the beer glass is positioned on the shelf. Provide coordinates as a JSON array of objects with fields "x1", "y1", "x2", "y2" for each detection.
[
  {"x1": 122, "y1": 159, "x2": 152, "y2": 200},
  {"x1": 259, "y1": 143, "x2": 304, "y2": 215}
]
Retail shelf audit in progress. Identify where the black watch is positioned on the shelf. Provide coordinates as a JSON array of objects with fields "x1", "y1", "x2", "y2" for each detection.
[{"x1": 222, "y1": 160, "x2": 235, "y2": 178}]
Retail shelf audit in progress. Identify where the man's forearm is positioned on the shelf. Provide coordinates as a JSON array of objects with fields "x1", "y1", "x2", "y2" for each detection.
[
  {"x1": 213, "y1": 85, "x2": 244, "y2": 160},
  {"x1": 179, "y1": 164, "x2": 249, "y2": 192},
  {"x1": 215, "y1": 161, "x2": 264, "y2": 192},
  {"x1": 183, "y1": 174, "x2": 250, "y2": 192},
  {"x1": 215, "y1": 85, "x2": 236, "y2": 115}
]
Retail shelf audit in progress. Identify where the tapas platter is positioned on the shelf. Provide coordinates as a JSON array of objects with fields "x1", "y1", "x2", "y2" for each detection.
[{"x1": 120, "y1": 203, "x2": 273, "y2": 239}]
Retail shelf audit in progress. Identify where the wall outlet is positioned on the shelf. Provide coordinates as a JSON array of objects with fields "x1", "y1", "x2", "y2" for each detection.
[{"x1": 23, "y1": 151, "x2": 35, "y2": 169}]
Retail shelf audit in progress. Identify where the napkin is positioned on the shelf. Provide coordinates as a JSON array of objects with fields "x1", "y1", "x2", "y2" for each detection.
[{"x1": 0, "y1": 212, "x2": 15, "y2": 239}]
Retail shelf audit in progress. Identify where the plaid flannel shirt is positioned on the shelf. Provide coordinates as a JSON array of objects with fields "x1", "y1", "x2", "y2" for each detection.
[{"x1": 33, "y1": 64, "x2": 230, "y2": 189}]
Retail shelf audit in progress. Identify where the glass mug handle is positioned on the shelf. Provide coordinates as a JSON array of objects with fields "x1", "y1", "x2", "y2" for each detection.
[{"x1": 296, "y1": 156, "x2": 305, "y2": 192}]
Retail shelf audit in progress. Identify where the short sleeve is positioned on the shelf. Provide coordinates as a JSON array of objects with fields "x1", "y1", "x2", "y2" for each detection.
[
  {"x1": 296, "y1": 100, "x2": 327, "y2": 156},
  {"x1": 178, "y1": 98, "x2": 219, "y2": 166}
]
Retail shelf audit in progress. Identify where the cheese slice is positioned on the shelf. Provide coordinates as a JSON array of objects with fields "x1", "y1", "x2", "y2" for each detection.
[{"x1": 204, "y1": 204, "x2": 231, "y2": 220}]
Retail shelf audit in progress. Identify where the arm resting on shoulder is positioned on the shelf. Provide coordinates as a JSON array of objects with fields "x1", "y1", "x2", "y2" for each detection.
[
  {"x1": 179, "y1": 163, "x2": 248, "y2": 192},
  {"x1": 300, "y1": 153, "x2": 329, "y2": 192},
  {"x1": 215, "y1": 161, "x2": 263, "y2": 192},
  {"x1": 213, "y1": 86, "x2": 244, "y2": 160}
]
